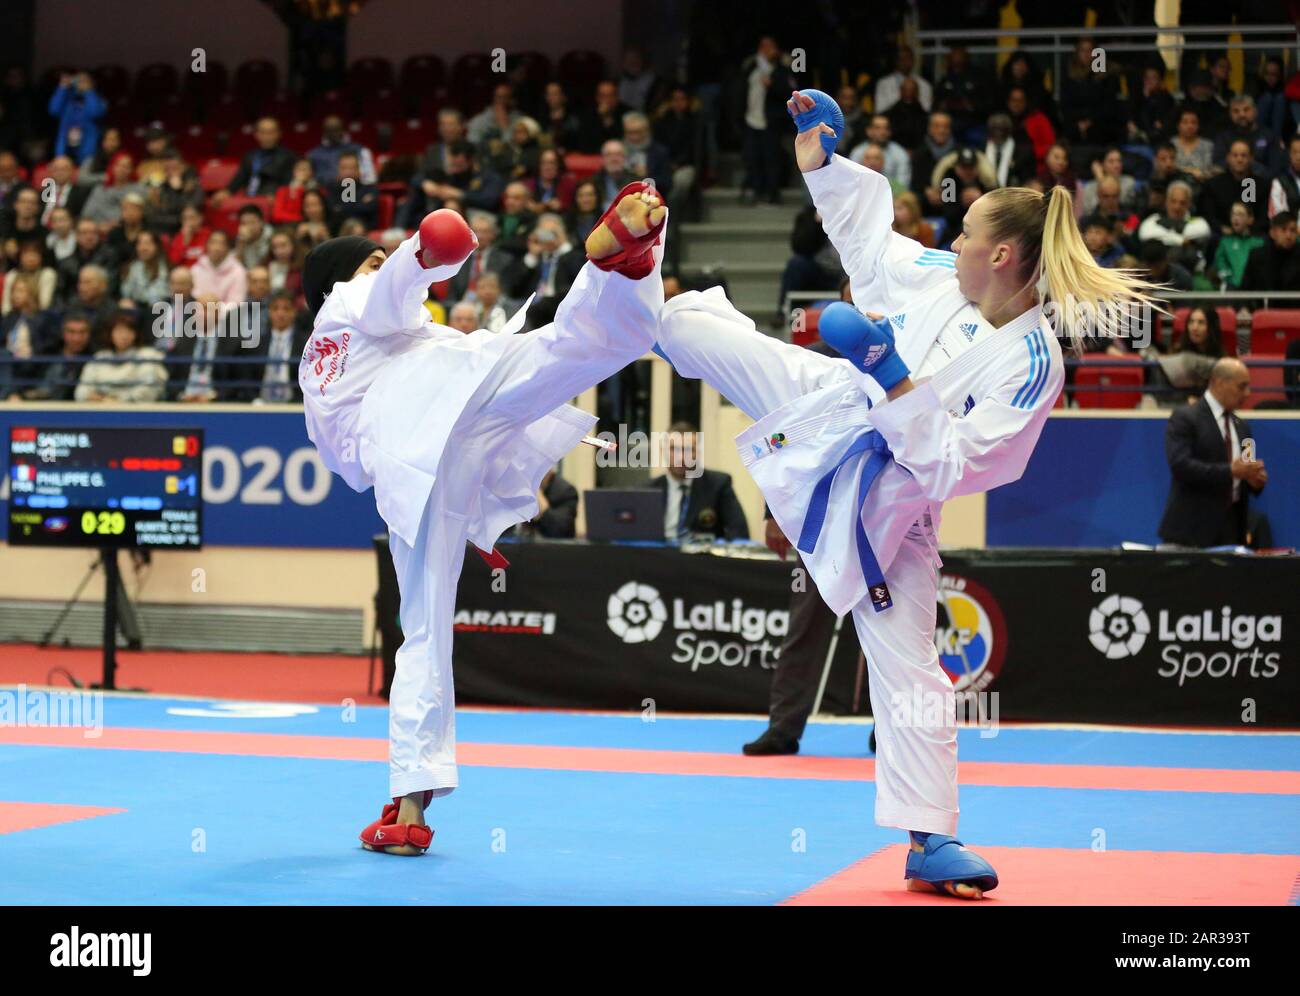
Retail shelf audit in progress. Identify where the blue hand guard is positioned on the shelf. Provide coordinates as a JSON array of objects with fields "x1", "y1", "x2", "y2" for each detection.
[
  {"x1": 818, "y1": 301, "x2": 911, "y2": 391},
  {"x1": 789, "y1": 88, "x2": 843, "y2": 163}
]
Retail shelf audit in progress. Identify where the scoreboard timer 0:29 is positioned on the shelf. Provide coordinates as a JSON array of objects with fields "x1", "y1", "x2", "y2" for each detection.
[{"x1": 7, "y1": 426, "x2": 204, "y2": 549}]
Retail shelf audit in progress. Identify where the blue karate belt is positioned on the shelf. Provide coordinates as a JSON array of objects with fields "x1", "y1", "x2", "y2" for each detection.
[{"x1": 794, "y1": 428, "x2": 895, "y2": 612}]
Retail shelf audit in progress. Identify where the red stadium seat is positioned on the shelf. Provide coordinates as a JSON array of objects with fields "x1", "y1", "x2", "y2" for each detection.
[
  {"x1": 1171, "y1": 306, "x2": 1238, "y2": 356},
  {"x1": 285, "y1": 120, "x2": 315, "y2": 155},
  {"x1": 1247, "y1": 309, "x2": 1300, "y2": 355},
  {"x1": 92, "y1": 64, "x2": 131, "y2": 104},
  {"x1": 450, "y1": 53, "x2": 496, "y2": 114},
  {"x1": 1238, "y1": 353, "x2": 1287, "y2": 410},
  {"x1": 1072, "y1": 355, "x2": 1145, "y2": 408},
  {"x1": 198, "y1": 157, "x2": 240, "y2": 192},
  {"x1": 390, "y1": 118, "x2": 433, "y2": 156},
  {"x1": 377, "y1": 193, "x2": 396, "y2": 230},
  {"x1": 132, "y1": 63, "x2": 178, "y2": 107},
  {"x1": 173, "y1": 124, "x2": 216, "y2": 160},
  {"x1": 564, "y1": 152, "x2": 602, "y2": 180},
  {"x1": 233, "y1": 59, "x2": 279, "y2": 114},
  {"x1": 348, "y1": 57, "x2": 394, "y2": 93},
  {"x1": 185, "y1": 59, "x2": 228, "y2": 110},
  {"x1": 206, "y1": 194, "x2": 273, "y2": 238},
  {"x1": 398, "y1": 55, "x2": 446, "y2": 114}
]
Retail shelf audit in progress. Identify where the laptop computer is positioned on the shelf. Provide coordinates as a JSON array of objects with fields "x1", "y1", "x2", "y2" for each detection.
[{"x1": 583, "y1": 488, "x2": 666, "y2": 542}]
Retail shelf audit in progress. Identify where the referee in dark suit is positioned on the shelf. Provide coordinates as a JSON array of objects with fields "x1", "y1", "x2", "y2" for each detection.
[{"x1": 1159, "y1": 358, "x2": 1268, "y2": 547}]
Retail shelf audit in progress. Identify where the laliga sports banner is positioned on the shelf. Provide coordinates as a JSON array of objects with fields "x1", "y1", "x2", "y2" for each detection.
[
  {"x1": 0, "y1": 405, "x2": 384, "y2": 548},
  {"x1": 403, "y1": 544, "x2": 1300, "y2": 726}
]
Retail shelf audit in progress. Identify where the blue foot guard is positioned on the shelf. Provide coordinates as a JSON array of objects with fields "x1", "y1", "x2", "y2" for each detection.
[{"x1": 904, "y1": 833, "x2": 999, "y2": 896}]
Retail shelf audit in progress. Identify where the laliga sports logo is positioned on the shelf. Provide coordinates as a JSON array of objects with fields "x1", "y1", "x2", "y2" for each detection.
[
  {"x1": 1089, "y1": 594, "x2": 1151, "y2": 659},
  {"x1": 607, "y1": 581, "x2": 668, "y2": 644}
]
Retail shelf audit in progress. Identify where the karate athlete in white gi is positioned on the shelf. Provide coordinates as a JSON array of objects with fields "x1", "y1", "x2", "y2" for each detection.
[
  {"x1": 299, "y1": 185, "x2": 667, "y2": 855},
  {"x1": 655, "y1": 91, "x2": 1160, "y2": 898}
]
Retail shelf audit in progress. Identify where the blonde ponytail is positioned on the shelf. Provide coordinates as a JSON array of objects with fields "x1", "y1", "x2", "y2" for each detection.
[{"x1": 984, "y1": 184, "x2": 1167, "y2": 354}]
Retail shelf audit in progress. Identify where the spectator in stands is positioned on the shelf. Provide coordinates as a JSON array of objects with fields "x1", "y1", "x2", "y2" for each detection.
[
  {"x1": 514, "y1": 217, "x2": 581, "y2": 320},
  {"x1": 230, "y1": 289, "x2": 308, "y2": 404},
  {"x1": 910, "y1": 111, "x2": 955, "y2": 209},
  {"x1": 217, "y1": 118, "x2": 295, "y2": 202},
  {"x1": 489, "y1": 117, "x2": 543, "y2": 182},
  {"x1": 467, "y1": 82, "x2": 520, "y2": 147},
  {"x1": 1004, "y1": 85, "x2": 1055, "y2": 165},
  {"x1": 57, "y1": 218, "x2": 116, "y2": 302},
  {"x1": 1267, "y1": 134, "x2": 1300, "y2": 220},
  {"x1": 884, "y1": 76, "x2": 928, "y2": 152},
  {"x1": 327, "y1": 151, "x2": 378, "y2": 229},
  {"x1": 593, "y1": 139, "x2": 636, "y2": 211},
  {"x1": 539, "y1": 82, "x2": 581, "y2": 152},
  {"x1": 1200, "y1": 139, "x2": 1271, "y2": 237},
  {"x1": 1208, "y1": 202, "x2": 1265, "y2": 290},
  {"x1": 419, "y1": 109, "x2": 469, "y2": 177},
  {"x1": 266, "y1": 230, "x2": 303, "y2": 302},
  {"x1": 0, "y1": 149, "x2": 24, "y2": 210},
  {"x1": 622, "y1": 111, "x2": 673, "y2": 194},
  {"x1": 1158, "y1": 358, "x2": 1267, "y2": 548},
  {"x1": 1082, "y1": 214, "x2": 1125, "y2": 268},
  {"x1": 618, "y1": 46, "x2": 664, "y2": 113},
  {"x1": 45, "y1": 206, "x2": 76, "y2": 261},
  {"x1": 1253, "y1": 57, "x2": 1288, "y2": 140},
  {"x1": 296, "y1": 188, "x2": 335, "y2": 244},
  {"x1": 651, "y1": 423, "x2": 750, "y2": 541},
  {"x1": 191, "y1": 230, "x2": 248, "y2": 309},
  {"x1": 80, "y1": 153, "x2": 142, "y2": 227},
  {"x1": 120, "y1": 230, "x2": 170, "y2": 310},
  {"x1": 1179, "y1": 69, "x2": 1228, "y2": 138},
  {"x1": 1172, "y1": 108, "x2": 1216, "y2": 185},
  {"x1": 1036, "y1": 143, "x2": 1078, "y2": 194},
  {"x1": 153, "y1": 266, "x2": 193, "y2": 352},
  {"x1": 1081, "y1": 147, "x2": 1139, "y2": 215},
  {"x1": 999, "y1": 50, "x2": 1050, "y2": 114},
  {"x1": 145, "y1": 149, "x2": 202, "y2": 235},
  {"x1": 24, "y1": 310, "x2": 92, "y2": 400},
  {"x1": 39, "y1": 155, "x2": 77, "y2": 226},
  {"x1": 875, "y1": 44, "x2": 931, "y2": 114},
  {"x1": 1, "y1": 186, "x2": 46, "y2": 257},
  {"x1": 1059, "y1": 36, "x2": 1121, "y2": 145},
  {"x1": 739, "y1": 35, "x2": 798, "y2": 206},
  {"x1": 1, "y1": 273, "x2": 55, "y2": 382},
  {"x1": 401, "y1": 139, "x2": 503, "y2": 226},
  {"x1": 1126, "y1": 64, "x2": 1178, "y2": 145},
  {"x1": 1139, "y1": 180, "x2": 1211, "y2": 271},
  {"x1": 526, "y1": 147, "x2": 576, "y2": 214},
  {"x1": 48, "y1": 71, "x2": 105, "y2": 162},
  {"x1": 1145, "y1": 141, "x2": 1193, "y2": 212},
  {"x1": 1136, "y1": 240, "x2": 1193, "y2": 293},
  {"x1": 565, "y1": 179, "x2": 602, "y2": 245},
  {"x1": 576, "y1": 79, "x2": 628, "y2": 154},
  {"x1": 232, "y1": 205, "x2": 270, "y2": 270},
  {"x1": 2, "y1": 241, "x2": 55, "y2": 312},
  {"x1": 933, "y1": 45, "x2": 993, "y2": 143},
  {"x1": 104, "y1": 191, "x2": 146, "y2": 263},
  {"x1": 447, "y1": 300, "x2": 479, "y2": 333},
  {"x1": 448, "y1": 211, "x2": 524, "y2": 303},
  {"x1": 892, "y1": 191, "x2": 935, "y2": 248},
  {"x1": 134, "y1": 128, "x2": 171, "y2": 185},
  {"x1": 245, "y1": 265, "x2": 271, "y2": 311},
  {"x1": 473, "y1": 271, "x2": 510, "y2": 332},
  {"x1": 1147, "y1": 304, "x2": 1227, "y2": 407},
  {"x1": 169, "y1": 299, "x2": 225, "y2": 403},
  {"x1": 933, "y1": 147, "x2": 996, "y2": 242},
  {"x1": 779, "y1": 203, "x2": 841, "y2": 315},
  {"x1": 76, "y1": 126, "x2": 122, "y2": 187},
  {"x1": 1240, "y1": 210, "x2": 1299, "y2": 292},
  {"x1": 831, "y1": 85, "x2": 865, "y2": 156},
  {"x1": 308, "y1": 115, "x2": 377, "y2": 186},
  {"x1": 498, "y1": 181, "x2": 540, "y2": 255},
  {"x1": 982, "y1": 112, "x2": 1035, "y2": 188},
  {"x1": 1212, "y1": 94, "x2": 1284, "y2": 175},
  {"x1": 856, "y1": 144, "x2": 903, "y2": 194},
  {"x1": 166, "y1": 203, "x2": 210, "y2": 267},
  {"x1": 70, "y1": 263, "x2": 115, "y2": 331},
  {"x1": 270, "y1": 158, "x2": 317, "y2": 225},
  {"x1": 75, "y1": 309, "x2": 166, "y2": 403},
  {"x1": 851, "y1": 115, "x2": 911, "y2": 190}
]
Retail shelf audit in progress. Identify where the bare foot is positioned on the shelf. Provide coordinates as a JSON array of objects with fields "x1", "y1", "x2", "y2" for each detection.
[{"x1": 585, "y1": 189, "x2": 666, "y2": 260}]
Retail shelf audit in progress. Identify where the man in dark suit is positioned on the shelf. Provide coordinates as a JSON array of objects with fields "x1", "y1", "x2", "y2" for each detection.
[
  {"x1": 1159, "y1": 358, "x2": 1268, "y2": 548},
  {"x1": 221, "y1": 290, "x2": 310, "y2": 402},
  {"x1": 649, "y1": 422, "x2": 750, "y2": 541},
  {"x1": 446, "y1": 212, "x2": 525, "y2": 304}
]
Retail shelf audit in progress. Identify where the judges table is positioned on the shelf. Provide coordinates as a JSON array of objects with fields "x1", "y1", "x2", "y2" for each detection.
[{"x1": 375, "y1": 540, "x2": 1300, "y2": 728}]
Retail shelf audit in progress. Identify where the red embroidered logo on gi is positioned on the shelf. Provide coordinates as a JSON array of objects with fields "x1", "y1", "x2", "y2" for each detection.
[{"x1": 306, "y1": 332, "x2": 352, "y2": 394}]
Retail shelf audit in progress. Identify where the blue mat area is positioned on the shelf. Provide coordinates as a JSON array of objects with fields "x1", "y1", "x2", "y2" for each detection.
[{"x1": 1, "y1": 694, "x2": 1297, "y2": 904}]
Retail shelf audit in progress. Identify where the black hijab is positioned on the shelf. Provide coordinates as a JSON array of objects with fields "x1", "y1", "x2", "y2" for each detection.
[{"x1": 303, "y1": 235, "x2": 383, "y2": 316}]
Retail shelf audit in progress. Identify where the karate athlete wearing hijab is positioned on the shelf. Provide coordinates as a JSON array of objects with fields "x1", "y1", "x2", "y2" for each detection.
[
  {"x1": 655, "y1": 91, "x2": 1161, "y2": 898},
  {"x1": 300, "y1": 186, "x2": 666, "y2": 855}
]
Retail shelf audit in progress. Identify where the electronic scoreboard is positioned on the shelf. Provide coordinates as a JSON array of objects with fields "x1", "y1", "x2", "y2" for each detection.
[{"x1": 7, "y1": 426, "x2": 203, "y2": 549}]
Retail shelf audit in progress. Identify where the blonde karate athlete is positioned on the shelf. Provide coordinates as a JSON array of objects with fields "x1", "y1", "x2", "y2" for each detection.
[
  {"x1": 299, "y1": 185, "x2": 667, "y2": 855},
  {"x1": 655, "y1": 91, "x2": 1161, "y2": 898}
]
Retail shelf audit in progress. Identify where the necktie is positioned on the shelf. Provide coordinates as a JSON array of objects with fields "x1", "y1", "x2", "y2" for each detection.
[{"x1": 677, "y1": 483, "x2": 691, "y2": 537}]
